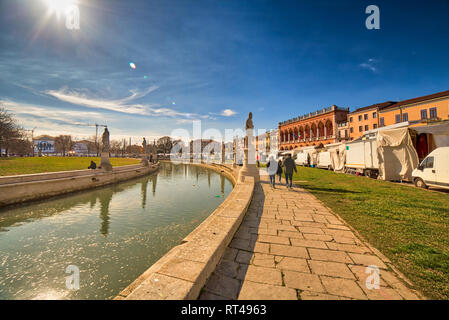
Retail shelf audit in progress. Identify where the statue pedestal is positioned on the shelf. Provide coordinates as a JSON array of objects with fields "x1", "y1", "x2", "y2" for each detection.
[
  {"x1": 238, "y1": 148, "x2": 260, "y2": 183},
  {"x1": 141, "y1": 154, "x2": 149, "y2": 167},
  {"x1": 100, "y1": 152, "x2": 112, "y2": 172}
]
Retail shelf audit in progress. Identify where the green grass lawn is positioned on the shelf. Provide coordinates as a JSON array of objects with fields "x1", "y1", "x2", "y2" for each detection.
[
  {"x1": 292, "y1": 167, "x2": 449, "y2": 299},
  {"x1": 0, "y1": 156, "x2": 141, "y2": 176}
]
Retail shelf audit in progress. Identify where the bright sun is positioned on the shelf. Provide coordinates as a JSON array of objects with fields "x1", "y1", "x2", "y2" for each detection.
[{"x1": 44, "y1": 0, "x2": 78, "y2": 18}]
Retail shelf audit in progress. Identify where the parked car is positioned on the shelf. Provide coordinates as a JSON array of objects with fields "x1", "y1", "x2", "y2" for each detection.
[{"x1": 412, "y1": 147, "x2": 449, "y2": 190}]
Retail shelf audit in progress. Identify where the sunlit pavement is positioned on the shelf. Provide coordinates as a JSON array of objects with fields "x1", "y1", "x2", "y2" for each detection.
[{"x1": 200, "y1": 175, "x2": 423, "y2": 300}]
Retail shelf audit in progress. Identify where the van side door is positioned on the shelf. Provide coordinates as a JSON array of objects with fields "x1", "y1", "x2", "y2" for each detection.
[
  {"x1": 422, "y1": 156, "x2": 436, "y2": 186},
  {"x1": 435, "y1": 154, "x2": 449, "y2": 187}
]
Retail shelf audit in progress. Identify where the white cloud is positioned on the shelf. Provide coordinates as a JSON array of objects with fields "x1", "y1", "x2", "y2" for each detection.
[
  {"x1": 221, "y1": 109, "x2": 237, "y2": 117},
  {"x1": 359, "y1": 58, "x2": 378, "y2": 73}
]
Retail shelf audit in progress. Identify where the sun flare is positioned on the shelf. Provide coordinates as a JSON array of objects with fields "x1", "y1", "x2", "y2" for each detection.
[{"x1": 43, "y1": 0, "x2": 78, "y2": 18}]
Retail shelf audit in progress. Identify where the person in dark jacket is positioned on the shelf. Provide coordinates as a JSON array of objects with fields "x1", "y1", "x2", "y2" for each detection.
[
  {"x1": 277, "y1": 159, "x2": 283, "y2": 183},
  {"x1": 266, "y1": 156, "x2": 278, "y2": 188},
  {"x1": 283, "y1": 154, "x2": 297, "y2": 189},
  {"x1": 88, "y1": 160, "x2": 97, "y2": 169}
]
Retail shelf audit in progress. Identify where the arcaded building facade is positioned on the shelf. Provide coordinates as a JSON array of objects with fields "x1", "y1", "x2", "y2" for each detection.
[{"x1": 278, "y1": 105, "x2": 349, "y2": 150}]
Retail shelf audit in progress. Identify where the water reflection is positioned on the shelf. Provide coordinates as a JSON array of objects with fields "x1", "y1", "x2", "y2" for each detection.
[{"x1": 0, "y1": 162, "x2": 232, "y2": 300}]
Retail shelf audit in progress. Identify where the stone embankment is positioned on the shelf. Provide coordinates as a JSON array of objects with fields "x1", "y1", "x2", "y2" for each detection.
[{"x1": 0, "y1": 163, "x2": 159, "y2": 207}]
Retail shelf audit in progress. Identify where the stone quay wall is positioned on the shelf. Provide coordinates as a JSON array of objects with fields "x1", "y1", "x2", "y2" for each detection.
[
  {"x1": 0, "y1": 163, "x2": 160, "y2": 207},
  {"x1": 115, "y1": 162, "x2": 255, "y2": 300}
]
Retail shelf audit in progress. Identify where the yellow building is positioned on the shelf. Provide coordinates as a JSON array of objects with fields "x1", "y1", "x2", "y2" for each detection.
[
  {"x1": 379, "y1": 89, "x2": 449, "y2": 127},
  {"x1": 348, "y1": 101, "x2": 396, "y2": 140}
]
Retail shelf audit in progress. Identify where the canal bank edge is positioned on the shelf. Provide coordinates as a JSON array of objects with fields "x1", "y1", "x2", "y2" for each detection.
[
  {"x1": 0, "y1": 163, "x2": 160, "y2": 207},
  {"x1": 115, "y1": 162, "x2": 255, "y2": 300}
]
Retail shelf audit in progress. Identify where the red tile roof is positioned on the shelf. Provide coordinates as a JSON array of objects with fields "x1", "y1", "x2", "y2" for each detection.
[
  {"x1": 384, "y1": 89, "x2": 449, "y2": 111},
  {"x1": 351, "y1": 101, "x2": 397, "y2": 114}
]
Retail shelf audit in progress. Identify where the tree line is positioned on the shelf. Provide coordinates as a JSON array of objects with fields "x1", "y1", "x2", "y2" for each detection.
[{"x1": 1, "y1": 104, "x2": 178, "y2": 157}]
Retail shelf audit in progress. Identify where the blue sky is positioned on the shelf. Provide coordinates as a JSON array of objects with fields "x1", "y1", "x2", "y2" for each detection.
[{"x1": 1, "y1": 0, "x2": 448, "y2": 141}]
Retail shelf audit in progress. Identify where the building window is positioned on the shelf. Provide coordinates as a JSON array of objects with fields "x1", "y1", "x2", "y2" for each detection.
[
  {"x1": 402, "y1": 113, "x2": 408, "y2": 122},
  {"x1": 364, "y1": 114, "x2": 368, "y2": 120},
  {"x1": 373, "y1": 112, "x2": 377, "y2": 118},
  {"x1": 430, "y1": 107, "x2": 437, "y2": 119},
  {"x1": 349, "y1": 117, "x2": 353, "y2": 123},
  {"x1": 364, "y1": 125, "x2": 369, "y2": 131},
  {"x1": 380, "y1": 117, "x2": 385, "y2": 127},
  {"x1": 358, "y1": 115, "x2": 362, "y2": 121},
  {"x1": 395, "y1": 114, "x2": 401, "y2": 123},
  {"x1": 358, "y1": 126, "x2": 363, "y2": 132},
  {"x1": 350, "y1": 127, "x2": 353, "y2": 133},
  {"x1": 373, "y1": 124, "x2": 378, "y2": 129},
  {"x1": 421, "y1": 109, "x2": 427, "y2": 120}
]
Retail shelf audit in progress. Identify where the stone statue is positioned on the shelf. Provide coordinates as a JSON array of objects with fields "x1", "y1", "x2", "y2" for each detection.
[
  {"x1": 245, "y1": 112, "x2": 254, "y2": 130},
  {"x1": 101, "y1": 127, "x2": 110, "y2": 152},
  {"x1": 142, "y1": 137, "x2": 147, "y2": 151},
  {"x1": 244, "y1": 112, "x2": 254, "y2": 148}
]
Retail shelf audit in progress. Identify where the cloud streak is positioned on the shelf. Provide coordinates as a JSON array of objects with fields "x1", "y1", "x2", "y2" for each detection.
[
  {"x1": 359, "y1": 58, "x2": 379, "y2": 73},
  {"x1": 43, "y1": 86, "x2": 219, "y2": 121}
]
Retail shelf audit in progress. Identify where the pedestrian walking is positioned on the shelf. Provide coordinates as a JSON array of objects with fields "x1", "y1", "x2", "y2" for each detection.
[
  {"x1": 266, "y1": 156, "x2": 278, "y2": 188},
  {"x1": 283, "y1": 153, "x2": 297, "y2": 189},
  {"x1": 277, "y1": 159, "x2": 283, "y2": 184}
]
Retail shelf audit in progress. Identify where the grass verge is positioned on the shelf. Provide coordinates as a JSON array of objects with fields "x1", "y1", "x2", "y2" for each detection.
[{"x1": 0, "y1": 156, "x2": 140, "y2": 176}]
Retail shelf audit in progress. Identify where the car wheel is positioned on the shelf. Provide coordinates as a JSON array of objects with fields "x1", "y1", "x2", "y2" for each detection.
[{"x1": 414, "y1": 178, "x2": 428, "y2": 189}]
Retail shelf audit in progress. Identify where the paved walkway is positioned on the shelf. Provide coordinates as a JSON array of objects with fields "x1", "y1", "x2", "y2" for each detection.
[{"x1": 199, "y1": 175, "x2": 422, "y2": 300}]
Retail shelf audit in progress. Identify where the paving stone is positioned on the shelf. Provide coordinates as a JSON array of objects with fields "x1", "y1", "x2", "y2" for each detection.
[
  {"x1": 303, "y1": 233, "x2": 334, "y2": 242},
  {"x1": 325, "y1": 224, "x2": 351, "y2": 231},
  {"x1": 252, "y1": 253, "x2": 275, "y2": 268},
  {"x1": 324, "y1": 229, "x2": 356, "y2": 238},
  {"x1": 348, "y1": 253, "x2": 388, "y2": 269},
  {"x1": 349, "y1": 265, "x2": 388, "y2": 287},
  {"x1": 205, "y1": 273, "x2": 241, "y2": 299},
  {"x1": 222, "y1": 247, "x2": 239, "y2": 261},
  {"x1": 253, "y1": 242, "x2": 270, "y2": 253},
  {"x1": 241, "y1": 265, "x2": 283, "y2": 286},
  {"x1": 283, "y1": 270, "x2": 325, "y2": 292},
  {"x1": 297, "y1": 226, "x2": 324, "y2": 235},
  {"x1": 199, "y1": 290, "x2": 229, "y2": 300},
  {"x1": 308, "y1": 260, "x2": 355, "y2": 279},
  {"x1": 358, "y1": 282, "x2": 403, "y2": 300},
  {"x1": 320, "y1": 276, "x2": 367, "y2": 300},
  {"x1": 333, "y1": 236, "x2": 358, "y2": 244},
  {"x1": 308, "y1": 248, "x2": 353, "y2": 263},
  {"x1": 290, "y1": 238, "x2": 328, "y2": 249},
  {"x1": 256, "y1": 234, "x2": 291, "y2": 245},
  {"x1": 238, "y1": 281, "x2": 297, "y2": 300},
  {"x1": 236, "y1": 250, "x2": 253, "y2": 264},
  {"x1": 300, "y1": 291, "x2": 347, "y2": 300},
  {"x1": 270, "y1": 244, "x2": 309, "y2": 259},
  {"x1": 215, "y1": 260, "x2": 240, "y2": 278},
  {"x1": 326, "y1": 242, "x2": 371, "y2": 254},
  {"x1": 230, "y1": 238, "x2": 252, "y2": 251},
  {"x1": 276, "y1": 257, "x2": 310, "y2": 273},
  {"x1": 278, "y1": 230, "x2": 304, "y2": 239}
]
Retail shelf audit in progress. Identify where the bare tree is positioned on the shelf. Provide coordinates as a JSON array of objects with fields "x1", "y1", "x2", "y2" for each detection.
[
  {"x1": 0, "y1": 106, "x2": 22, "y2": 157},
  {"x1": 55, "y1": 135, "x2": 74, "y2": 156},
  {"x1": 157, "y1": 136, "x2": 173, "y2": 156},
  {"x1": 110, "y1": 140, "x2": 122, "y2": 156}
]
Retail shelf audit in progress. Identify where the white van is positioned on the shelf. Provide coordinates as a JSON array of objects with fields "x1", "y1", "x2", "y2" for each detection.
[
  {"x1": 317, "y1": 151, "x2": 332, "y2": 170},
  {"x1": 412, "y1": 147, "x2": 449, "y2": 190},
  {"x1": 295, "y1": 152, "x2": 309, "y2": 166}
]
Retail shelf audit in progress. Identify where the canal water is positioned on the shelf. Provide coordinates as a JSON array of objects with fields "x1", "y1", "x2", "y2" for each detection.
[{"x1": 0, "y1": 162, "x2": 232, "y2": 300}]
